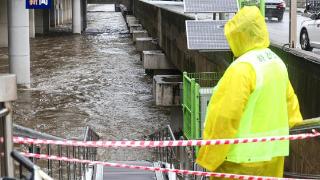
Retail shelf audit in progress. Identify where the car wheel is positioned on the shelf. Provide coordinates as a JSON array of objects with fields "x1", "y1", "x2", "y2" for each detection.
[
  {"x1": 300, "y1": 29, "x2": 313, "y2": 51},
  {"x1": 278, "y1": 14, "x2": 283, "y2": 22}
]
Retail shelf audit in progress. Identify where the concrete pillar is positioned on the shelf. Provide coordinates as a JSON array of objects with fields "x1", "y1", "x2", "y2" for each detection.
[
  {"x1": 60, "y1": 0, "x2": 64, "y2": 24},
  {"x1": 128, "y1": 19, "x2": 140, "y2": 27},
  {"x1": 64, "y1": 0, "x2": 68, "y2": 22},
  {"x1": 8, "y1": 0, "x2": 31, "y2": 87},
  {"x1": 0, "y1": 0, "x2": 8, "y2": 47},
  {"x1": 55, "y1": 0, "x2": 60, "y2": 25},
  {"x1": 82, "y1": 0, "x2": 87, "y2": 31},
  {"x1": 135, "y1": 37, "x2": 158, "y2": 52},
  {"x1": 153, "y1": 75, "x2": 182, "y2": 106},
  {"x1": 126, "y1": 15, "x2": 136, "y2": 24},
  {"x1": 129, "y1": 24, "x2": 143, "y2": 33},
  {"x1": 73, "y1": 0, "x2": 81, "y2": 34},
  {"x1": 29, "y1": 10, "x2": 35, "y2": 38},
  {"x1": 133, "y1": 30, "x2": 148, "y2": 42},
  {"x1": 68, "y1": 0, "x2": 72, "y2": 22},
  {"x1": 35, "y1": 10, "x2": 50, "y2": 34},
  {"x1": 142, "y1": 51, "x2": 175, "y2": 70},
  {"x1": 49, "y1": 0, "x2": 55, "y2": 27}
]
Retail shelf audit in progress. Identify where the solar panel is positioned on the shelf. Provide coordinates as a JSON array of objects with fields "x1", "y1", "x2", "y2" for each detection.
[
  {"x1": 186, "y1": 20, "x2": 229, "y2": 50},
  {"x1": 184, "y1": 0, "x2": 239, "y2": 13}
]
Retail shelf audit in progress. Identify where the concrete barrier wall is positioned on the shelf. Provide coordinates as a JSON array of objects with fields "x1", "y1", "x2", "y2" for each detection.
[
  {"x1": 133, "y1": 0, "x2": 320, "y2": 119},
  {"x1": 134, "y1": 0, "x2": 232, "y2": 73},
  {"x1": 270, "y1": 44, "x2": 320, "y2": 119}
]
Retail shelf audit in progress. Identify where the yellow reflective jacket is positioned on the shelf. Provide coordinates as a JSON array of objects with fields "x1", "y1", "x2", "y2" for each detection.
[{"x1": 196, "y1": 6, "x2": 302, "y2": 179}]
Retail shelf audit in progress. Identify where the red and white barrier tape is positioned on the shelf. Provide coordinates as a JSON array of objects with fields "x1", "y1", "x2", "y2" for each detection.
[
  {"x1": 13, "y1": 130, "x2": 320, "y2": 148},
  {"x1": 21, "y1": 152, "x2": 298, "y2": 180}
]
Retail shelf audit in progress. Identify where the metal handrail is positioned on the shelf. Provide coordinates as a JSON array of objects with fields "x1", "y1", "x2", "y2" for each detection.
[
  {"x1": 81, "y1": 126, "x2": 100, "y2": 179},
  {"x1": 150, "y1": 125, "x2": 176, "y2": 164},
  {"x1": 13, "y1": 125, "x2": 100, "y2": 180},
  {"x1": 11, "y1": 150, "x2": 52, "y2": 180},
  {"x1": 290, "y1": 117, "x2": 320, "y2": 134},
  {"x1": 150, "y1": 118, "x2": 320, "y2": 179},
  {"x1": 0, "y1": 108, "x2": 9, "y2": 118},
  {"x1": 149, "y1": 125, "x2": 194, "y2": 179},
  {"x1": 13, "y1": 124, "x2": 64, "y2": 140},
  {"x1": 11, "y1": 150, "x2": 35, "y2": 173}
]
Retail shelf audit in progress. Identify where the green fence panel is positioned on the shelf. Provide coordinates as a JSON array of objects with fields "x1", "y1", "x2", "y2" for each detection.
[
  {"x1": 194, "y1": 83, "x2": 200, "y2": 140},
  {"x1": 183, "y1": 72, "x2": 193, "y2": 139},
  {"x1": 182, "y1": 72, "x2": 223, "y2": 142}
]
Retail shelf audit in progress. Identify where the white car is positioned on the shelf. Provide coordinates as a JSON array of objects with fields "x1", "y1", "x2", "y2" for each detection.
[{"x1": 300, "y1": 13, "x2": 320, "y2": 51}]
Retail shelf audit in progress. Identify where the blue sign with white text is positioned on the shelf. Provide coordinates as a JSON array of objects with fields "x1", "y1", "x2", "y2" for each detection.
[{"x1": 26, "y1": 0, "x2": 51, "y2": 9}]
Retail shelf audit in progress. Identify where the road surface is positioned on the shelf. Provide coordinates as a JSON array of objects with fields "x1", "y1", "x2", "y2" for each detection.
[{"x1": 267, "y1": 12, "x2": 320, "y2": 55}]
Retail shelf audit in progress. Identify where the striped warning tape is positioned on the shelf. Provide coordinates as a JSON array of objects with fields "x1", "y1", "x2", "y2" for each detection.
[
  {"x1": 13, "y1": 130, "x2": 320, "y2": 148},
  {"x1": 21, "y1": 152, "x2": 299, "y2": 180}
]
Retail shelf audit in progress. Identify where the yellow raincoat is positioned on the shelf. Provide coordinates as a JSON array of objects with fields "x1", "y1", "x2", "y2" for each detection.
[{"x1": 196, "y1": 6, "x2": 302, "y2": 179}]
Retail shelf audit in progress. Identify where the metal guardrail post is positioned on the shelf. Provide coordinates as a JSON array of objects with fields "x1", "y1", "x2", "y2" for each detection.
[{"x1": 0, "y1": 74, "x2": 17, "y2": 178}]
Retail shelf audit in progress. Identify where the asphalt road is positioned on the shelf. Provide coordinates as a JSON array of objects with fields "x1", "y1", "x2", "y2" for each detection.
[{"x1": 266, "y1": 12, "x2": 320, "y2": 55}]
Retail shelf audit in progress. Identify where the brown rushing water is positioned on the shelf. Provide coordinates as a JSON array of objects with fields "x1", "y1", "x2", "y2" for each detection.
[{"x1": 0, "y1": 4, "x2": 170, "y2": 161}]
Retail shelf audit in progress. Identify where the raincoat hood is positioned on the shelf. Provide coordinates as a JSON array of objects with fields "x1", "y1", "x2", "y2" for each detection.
[{"x1": 224, "y1": 6, "x2": 270, "y2": 57}]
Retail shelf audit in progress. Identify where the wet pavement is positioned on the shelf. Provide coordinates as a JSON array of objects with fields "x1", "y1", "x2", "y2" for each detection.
[
  {"x1": 0, "y1": 4, "x2": 170, "y2": 161},
  {"x1": 266, "y1": 12, "x2": 320, "y2": 54}
]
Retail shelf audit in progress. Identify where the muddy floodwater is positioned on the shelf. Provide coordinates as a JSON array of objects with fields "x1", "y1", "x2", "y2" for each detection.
[{"x1": 0, "y1": 4, "x2": 170, "y2": 161}]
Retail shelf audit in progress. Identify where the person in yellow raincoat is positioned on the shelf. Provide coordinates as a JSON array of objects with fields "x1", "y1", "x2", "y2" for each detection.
[{"x1": 196, "y1": 6, "x2": 303, "y2": 179}]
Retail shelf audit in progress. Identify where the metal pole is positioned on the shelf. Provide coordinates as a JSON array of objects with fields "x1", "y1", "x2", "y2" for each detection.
[
  {"x1": 0, "y1": 74, "x2": 17, "y2": 177},
  {"x1": 289, "y1": 0, "x2": 297, "y2": 48}
]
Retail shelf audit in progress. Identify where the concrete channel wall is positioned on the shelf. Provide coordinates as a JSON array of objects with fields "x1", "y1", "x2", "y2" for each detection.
[
  {"x1": 133, "y1": 0, "x2": 320, "y2": 120},
  {"x1": 133, "y1": 0, "x2": 233, "y2": 73},
  {"x1": 270, "y1": 44, "x2": 320, "y2": 119}
]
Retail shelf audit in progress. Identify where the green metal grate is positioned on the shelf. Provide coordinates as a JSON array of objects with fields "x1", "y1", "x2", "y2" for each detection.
[{"x1": 182, "y1": 72, "x2": 223, "y2": 140}]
